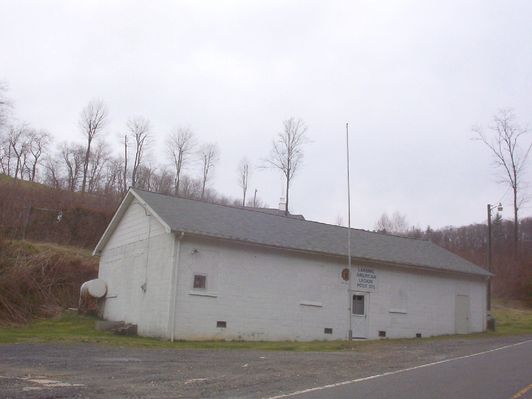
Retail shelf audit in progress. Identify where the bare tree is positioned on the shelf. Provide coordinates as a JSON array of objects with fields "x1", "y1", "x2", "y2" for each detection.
[
  {"x1": 375, "y1": 211, "x2": 409, "y2": 235},
  {"x1": 43, "y1": 154, "x2": 62, "y2": 189},
  {"x1": 87, "y1": 141, "x2": 110, "y2": 192},
  {"x1": 246, "y1": 189, "x2": 264, "y2": 208},
  {"x1": 0, "y1": 130, "x2": 12, "y2": 175},
  {"x1": 0, "y1": 81, "x2": 12, "y2": 131},
  {"x1": 167, "y1": 127, "x2": 195, "y2": 196},
  {"x1": 26, "y1": 129, "x2": 51, "y2": 182},
  {"x1": 198, "y1": 143, "x2": 219, "y2": 199},
  {"x1": 127, "y1": 117, "x2": 151, "y2": 188},
  {"x1": 265, "y1": 117, "x2": 308, "y2": 215},
  {"x1": 122, "y1": 134, "x2": 128, "y2": 193},
  {"x1": 474, "y1": 109, "x2": 532, "y2": 256},
  {"x1": 8, "y1": 124, "x2": 30, "y2": 180},
  {"x1": 151, "y1": 167, "x2": 174, "y2": 195},
  {"x1": 102, "y1": 156, "x2": 124, "y2": 195},
  {"x1": 61, "y1": 142, "x2": 85, "y2": 191},
  {"x1": 179, "y1": 175, "x2": 202, "y2": 199},
  {"x1": 134, "y1": 164, "x2": 158, "y2": 191},
  {"x1": 0, "y1": 83, "x2": 14, "y2": 175},
  {"x1": 237, "y1": 158, "x2": 250, "y2": 206},
  {"x1": 79, "y1": 100, "x2": 107, "y2": 193}
]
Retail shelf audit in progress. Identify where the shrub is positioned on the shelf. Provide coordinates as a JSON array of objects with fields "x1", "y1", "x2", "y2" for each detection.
[{"x1": 0, "y1": 240, "x2": 98, "y2": 324}]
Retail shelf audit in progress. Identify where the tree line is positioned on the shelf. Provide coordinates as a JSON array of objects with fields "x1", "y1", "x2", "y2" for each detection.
[
  {"x1": 374, "y1": 108, "x2": 532, "y2": 262},
  {"x1": 0, "y1": 84, "x2": 309, "y2": 213},
  {"x1": 374, "y1": 210, "x2": 532, "y2": 299},
  {"x1": 1, "y1": 81, "x2": 530, "y2": 269}
]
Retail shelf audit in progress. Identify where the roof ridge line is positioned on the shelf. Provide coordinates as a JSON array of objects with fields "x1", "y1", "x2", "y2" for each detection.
[{"x1": 131, "y1": 188, "x2": 429, "y2": 243}]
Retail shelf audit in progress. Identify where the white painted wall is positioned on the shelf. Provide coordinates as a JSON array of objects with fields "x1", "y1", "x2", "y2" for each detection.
[
  {"x1": 172, "y1": 236, "x2": 487, "y2": 341},
  {"x1": 96, "y1": 201, "x2": 487, "y2": 341},
  {"x1": 98, "y1": 200, "x2": 175, "y2": 338}
]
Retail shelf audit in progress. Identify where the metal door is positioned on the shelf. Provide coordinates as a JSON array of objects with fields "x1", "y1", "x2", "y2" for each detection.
[
  {"x1": 351, "y1": 292, "x2": 369, "y2": 338},
  {"x1": 455, "y1": 295, "x2": 470, "y2": 334}
]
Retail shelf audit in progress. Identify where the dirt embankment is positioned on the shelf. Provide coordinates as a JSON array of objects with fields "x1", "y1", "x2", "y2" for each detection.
[{"x1": 0, "y1": 239, "x2": 98, "y2": 324}]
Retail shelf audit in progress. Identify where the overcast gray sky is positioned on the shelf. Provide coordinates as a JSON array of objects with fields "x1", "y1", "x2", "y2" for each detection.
[{"x1": 1, "y1": 0, "x2": 531, "y2": 230}]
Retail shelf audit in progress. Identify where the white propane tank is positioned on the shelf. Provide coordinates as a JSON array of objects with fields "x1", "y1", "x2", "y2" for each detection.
[{"x1": 80, "y1": 279, "x2": 107, "y2": 298}]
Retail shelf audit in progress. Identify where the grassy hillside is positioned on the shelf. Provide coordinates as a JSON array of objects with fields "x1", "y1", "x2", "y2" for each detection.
[
  {"x1": 0, "y1": 239, "x2": 98, "y2": 325},
  {"x1": 0, "y1": 174, "x2": 117, "y2": 248},
  {"x1": 491, "y1": 300, "x2": 532, "y2": 334}
]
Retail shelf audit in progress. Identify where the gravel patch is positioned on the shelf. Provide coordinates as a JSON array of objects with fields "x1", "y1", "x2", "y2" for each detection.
[{"x1": 1, "y1": 335, "x2": 531, "y2": 399}]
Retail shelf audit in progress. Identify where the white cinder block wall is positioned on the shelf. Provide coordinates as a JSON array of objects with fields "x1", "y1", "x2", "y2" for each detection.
[
  {"x1": 171, "y1": 236, "x2": 487, "y2": 341},
  {"x1": 97, "y1": 203, "x2": 487, "y2": 341},
  {"x1": 173, "y1": 238, "x2": 349, "y2": 341},
  {"x1": 98, "y1": 200, "x2": 175, "y2": 338}
]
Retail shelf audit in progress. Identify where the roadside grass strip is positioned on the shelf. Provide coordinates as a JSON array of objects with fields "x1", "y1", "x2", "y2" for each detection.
[{"x1": 0, "y1": 301, "x2": 531, "y2": 351}]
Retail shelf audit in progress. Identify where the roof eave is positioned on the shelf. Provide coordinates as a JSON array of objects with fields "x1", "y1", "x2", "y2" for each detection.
[
  {"x1": 171, "y1": 229, "x2": 492, "y2": 278},
  {"x1": 93, "y1": 188, "x2": 172, "y2": 256},
  {"x1": 92, "y1": 190, "x2": 133, "y2": 256}
]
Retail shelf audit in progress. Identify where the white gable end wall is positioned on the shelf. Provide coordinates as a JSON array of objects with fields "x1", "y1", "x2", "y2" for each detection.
[
  {"x1": 171, "y1": 236, "x2": 486, "y2": 341},
  {"x1": 98, "y1": 199, "x2": 175, "y2": 338}
]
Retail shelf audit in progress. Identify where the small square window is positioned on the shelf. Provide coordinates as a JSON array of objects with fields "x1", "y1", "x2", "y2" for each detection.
[
  {"x1": 193, "y1": 274, "x2": 206, "y2": 289},
  {"x1": 324, "y1": 328, "x2": 333, "y2": 334},
  {"x1": 217, "y1": 321, "x2": 227, "y2": 328}
]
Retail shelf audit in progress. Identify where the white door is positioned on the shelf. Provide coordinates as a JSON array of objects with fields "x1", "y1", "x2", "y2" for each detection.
[
  {"x1": 455, "y1": 295, "x2": 470, "y2": 334},
  {"x1": 351, "y1": 292, "x2": 369, "y2": 338}
]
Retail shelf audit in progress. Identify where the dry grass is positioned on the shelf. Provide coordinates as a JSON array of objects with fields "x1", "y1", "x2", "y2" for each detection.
[
  {"x1": 0, "y1": 238, "x2": 98, "y2": 324},
  {"x1": 491, "y1": 299, "x2": 532, "y2": 335}
]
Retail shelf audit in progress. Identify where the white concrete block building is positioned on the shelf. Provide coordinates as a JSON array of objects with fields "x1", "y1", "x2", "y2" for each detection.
[{"x1": 93, "y1": 188, "x2": 490, "y2": 341}]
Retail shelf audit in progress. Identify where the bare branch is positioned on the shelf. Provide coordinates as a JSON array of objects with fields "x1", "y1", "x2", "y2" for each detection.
[
  {"x1": 0, "y1": 81, "x2": 13, "y2": 131},
  {"x1": 8, "y1": 123, "x2": 31, "y2": 180},
  {"x1": 198, "y1": 143, "x2": 219, "y2": 199},
  {"x1": 474, "y1": 109, "x2": 532, "y2": 256},
  {"x1": 375, "y1": 211, "x2": 409, "y2": 235},
  {"x1": 166, "y1": 127, "x2": 195, "y2": 196},
  {"x1": 127, "y1": 116, "x2": 151, "y2": 188},
  {"x1": 264, "y1": 117, "x2": 309, "y2": 215},
  {"x1": 26, "y1": 129, "x2": 51, "y2": 182},
  {"x1": 60, "y1": 142, "x2": 85, "y2": 191},
  {"x1": 79, "y1": 100, "x2": 107, "y2": 193}
]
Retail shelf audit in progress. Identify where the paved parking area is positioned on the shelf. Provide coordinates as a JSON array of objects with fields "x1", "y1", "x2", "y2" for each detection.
[{"x1": 1, "y1": 335, "x2": 531, "y2": 399}]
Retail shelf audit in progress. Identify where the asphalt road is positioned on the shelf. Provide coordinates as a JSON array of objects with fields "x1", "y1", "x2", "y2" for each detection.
[
  {"x1": 1, "y1": 336, "x2": 531, "y2": 398},
  {"x1": 272, "y1": 339, "x2": 532, "y2": 399}
]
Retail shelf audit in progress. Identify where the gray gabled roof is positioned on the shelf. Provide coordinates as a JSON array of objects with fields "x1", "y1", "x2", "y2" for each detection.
[
  {"x1": 243, "y1": 207, "x2": 306, "y2": 220},
  {"x1": 96, "y1": 188, "x2": 490, "y2": 277}
]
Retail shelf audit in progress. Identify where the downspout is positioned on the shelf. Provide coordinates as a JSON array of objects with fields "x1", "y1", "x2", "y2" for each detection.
[
  {"x1": 141, "y1": 210, "x2": 152, "y2": 293},
  {"x1": 168, "y1": 232, "x2": 184, "y2": 342}
]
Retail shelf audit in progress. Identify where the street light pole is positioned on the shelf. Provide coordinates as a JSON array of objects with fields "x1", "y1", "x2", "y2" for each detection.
[
  {"x1": 486, "y1": 202, "x2": 502, "y2": 313},
  {"x1": 487, "y1": 204, "x2": 493, "y2": 312}
]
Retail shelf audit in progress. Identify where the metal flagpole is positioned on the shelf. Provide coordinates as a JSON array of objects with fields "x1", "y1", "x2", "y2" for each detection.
[{"x1": 346, "y1": 122, "x2": 353, "y2": 340}]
